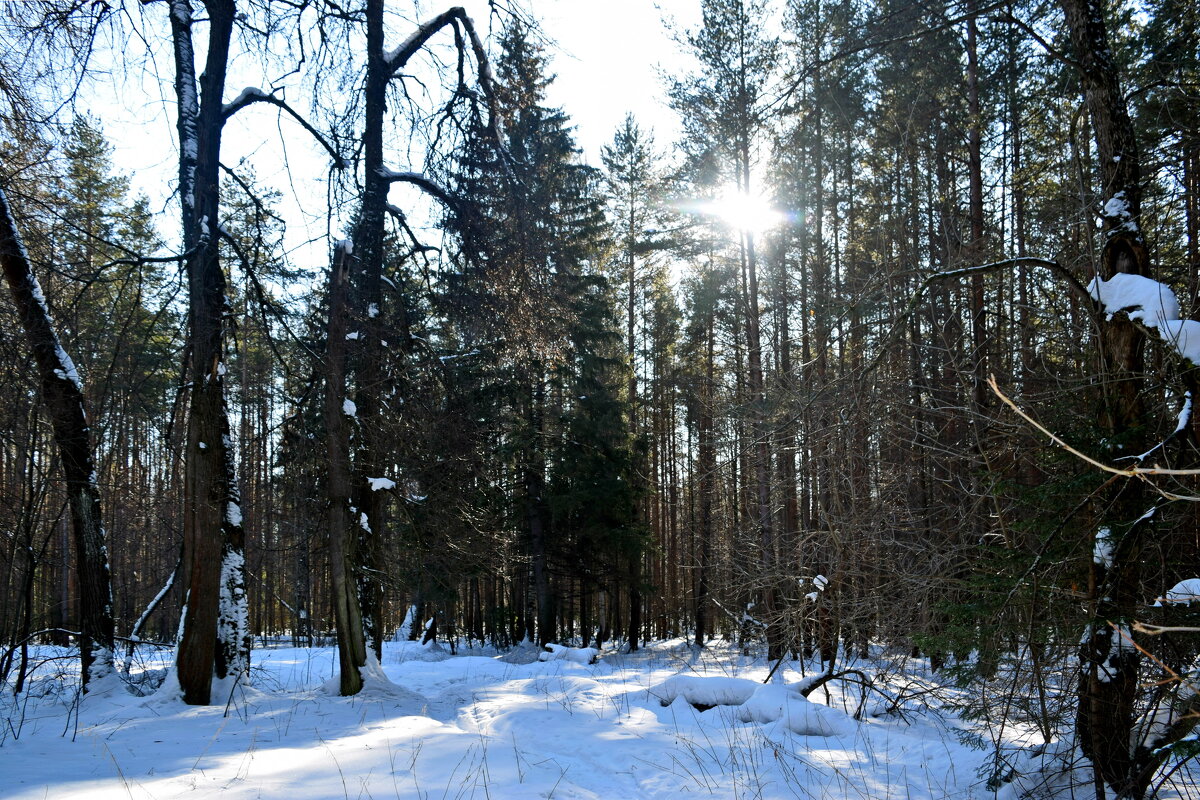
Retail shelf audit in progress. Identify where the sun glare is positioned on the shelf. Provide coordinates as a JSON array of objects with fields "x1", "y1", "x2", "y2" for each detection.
[{"x1": 701, "y1": 187, "x2": 786, "y2": 235}]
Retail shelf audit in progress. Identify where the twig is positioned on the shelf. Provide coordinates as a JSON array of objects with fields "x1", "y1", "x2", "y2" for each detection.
[{"x1": 989, "y1": 375, "x2": 1200, "y2": 501}]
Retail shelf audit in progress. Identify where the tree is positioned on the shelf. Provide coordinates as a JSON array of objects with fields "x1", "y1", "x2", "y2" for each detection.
[
  {"x1": 670, "y1": 0, "x2": 784, "y2": 659},
  {"x1": 601, "y1": 114, "x2": 665, "y2": 650},
  {"x1": 166, "y1": 0, "x2": 336, "y2": 705},
  {"x1": 444, "y1": 19, "x2": 635, "y2": 648},
  {"x1": 1059, "y1": 0, "x2": 1172, "y2": 794},
  {"x1": 321, "y1": 1, "x2": 498, "y2": 695},
  {"x1": 0, "y1": 183, "x2": 115, "y2": 691}
]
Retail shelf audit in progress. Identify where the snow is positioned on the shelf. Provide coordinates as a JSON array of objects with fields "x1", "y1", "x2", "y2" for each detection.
[
  {"x1": 342, "y1": 398, "x2": 356, "y2": 417},
  {"x1": 1129, "y1": 393, "x2": 1193, "y2": 462},
  {"x1": 1088, "y1": 274, "x2": 1200, "y2": 364},
  {"x1": 385, "y1": 13, "x2": 448, "y2": 68},
  {"x1": 52, "y1": 344, "x2": 83, "y2": 390},
  {"x1": 1093, "y1": 526, "x2": 1114, "y2": 568},
  {"x1": 216, "y1": 547, "x2": 248, "y2": 681},
  {"x1": 17, "y1": 252, "x2": 85, "y2": 391},
  {"x1": 226, "y1": 501, "x2": 243, "y2": 527},
  {"x1": 1102, "y1": 191, "x2": 1132, "y2": 221},
  {"x1": 28, "y1": 272, "x2": 48, "y2": 311},
  {"x1": 1088, "y1": 273, "x2": 1180, "y2": 328},
  {"x1": 367, "y1": 476, "x2": 396, "y2": 491},
  {"x1": 1159, "y1": 319, "x2": 1200, "y2": 364},
  {"x1": 648, "y1": 674, "x2": 759, "y2": 707},
  {"x1": 439, "y1": 350, "x2": 480, "y2": 362},
  {"x1": 345, "y1": 331, "x2": 360, "y2": 340},
  {"x1": 3, "y1": 639, "x2": 1194, "y2": 800},
  {"x1": 537, "y1": 643, "x2": 600, "y2": 664},
  {"x1": 368, "y1": 303, "x2": 379, "y2": 318},
  {"x1": 223, "y1": 86, "x2": 269, "y2": 114},
  {"x1": 1154, "y1": 577, "x2": 1200, "y2": 606},
  {"x1": 734, "y1": 683, "x2": 857, "y2": 737}
]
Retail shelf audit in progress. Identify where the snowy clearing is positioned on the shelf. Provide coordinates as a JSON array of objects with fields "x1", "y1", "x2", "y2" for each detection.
[{"x1": 0, "y1": 639, "x2": 1192, "y2": 799}]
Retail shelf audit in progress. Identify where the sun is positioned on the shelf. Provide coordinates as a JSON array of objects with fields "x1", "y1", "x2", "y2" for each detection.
[{"x1": 701, "y1": 186, "x2": 786, "y2": 235}]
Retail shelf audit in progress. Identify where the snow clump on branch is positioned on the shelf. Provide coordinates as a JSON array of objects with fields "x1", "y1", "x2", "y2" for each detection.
[{"x1": 1088, "y1": 273, "x2": 1200, "y2": 364}]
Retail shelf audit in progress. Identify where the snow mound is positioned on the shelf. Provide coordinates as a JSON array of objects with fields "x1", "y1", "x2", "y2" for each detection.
[
  {"x1": 537, "y1": 643, "x2": 600, "y2": 664},
  {"x1": 391, "y1": 640, "x2": 453, "y2": 663},
  {"x1": 734, "y1": 683, "x2": 857, "y2": 737},
  {"x1": 321, "y1": 655, "x2": 427, "y2": 705},
  {"x1": 648, "y1": 674, "x2": 759, "y2": 709},
  {"x1": 496, "y1": 640, "x2": 542, "y2": 664},
  {"x1": 1154, "y1": 577, "x2": 1200, "y2": 606}
]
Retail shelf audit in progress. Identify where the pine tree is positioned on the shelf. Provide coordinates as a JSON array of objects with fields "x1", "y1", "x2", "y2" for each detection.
[
  {"x1": 670, "y1": 0, "x2": 784, "y2": 659},
  {"x1": 444, "y1": 19, "x2": 637, "y2": 647}
]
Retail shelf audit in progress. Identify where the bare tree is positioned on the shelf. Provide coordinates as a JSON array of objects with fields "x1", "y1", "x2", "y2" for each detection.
[
  {"x1": 166, "y1": 0, "x2": 338, "y2": 705},
  {"x1": 323, "y1": 1, "x2": 498, "y2": 695}
]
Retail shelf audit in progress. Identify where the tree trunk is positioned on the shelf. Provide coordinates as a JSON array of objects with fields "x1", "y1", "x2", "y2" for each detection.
[
  {"x1": 0, "y1": 185, "x2": 115, "y2": 691},
  {"x1": 1060, "y1": 0, "x2": 1155, "y2": 793},
  {"x1": 171, "y1": 0, "x2": 249, "y2": 706},
  {"x1": 325, "y1": 242, "x2": 367, "y2": 696},
  {"x1": 694, "y1": 299, "x2": 716, "y2": 649}
]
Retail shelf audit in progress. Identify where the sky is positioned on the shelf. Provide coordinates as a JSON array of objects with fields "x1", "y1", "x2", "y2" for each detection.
[
  {"x1": 93, "y1": 0, "x2": 703, "y2": 267},
  {"x1": 515, "y1": 0, "x2": 700, "y2": 162}
]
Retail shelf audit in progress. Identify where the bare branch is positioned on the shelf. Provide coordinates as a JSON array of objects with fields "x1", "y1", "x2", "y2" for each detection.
[
  {"x1": 989, "y1": 375, "x2": 1200, "y2": 502},
  {"x1": 221, "y1": 88, "x2": 346, "y2": 168}
]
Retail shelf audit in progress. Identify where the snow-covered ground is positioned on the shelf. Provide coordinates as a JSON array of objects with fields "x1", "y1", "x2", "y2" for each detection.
[{"x1": 0, "y1": 638, "x2": 1187, "y2": 799}]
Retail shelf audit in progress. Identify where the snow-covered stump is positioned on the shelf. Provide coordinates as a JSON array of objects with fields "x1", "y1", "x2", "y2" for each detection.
[
  {"x1": 648, "y1": 675, "x2": 759, "y2": 710},
  {"x1": 538, "y1": 644, "x2": 600, "y2": 665},
  {"x1": 734, "y1": 684, "x2": 857, "y2": 737},
  {"x1": 647, "y1": 674, "x2": 858, "y2": 736}
]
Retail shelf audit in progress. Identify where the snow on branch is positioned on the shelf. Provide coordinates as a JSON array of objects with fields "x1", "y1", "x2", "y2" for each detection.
[
  {"x1": 377, "y1": 168, "x2": 459, "y2": 211},
  {"x1": 1122, "y1": 392, "x2": 1192, "y2": 464},
  {"x1": 385, "y1": 6, "x2": 493, "y2": 91},
  {"x1": 1088, "y1": 273, "x2": 1200, "y2": 365},
  {"x1": 1, "y1": 186, "x2": 85, "y2": 393},
  {"x1": 383, "y1": 7, "x2": 510, "y2": 181}
]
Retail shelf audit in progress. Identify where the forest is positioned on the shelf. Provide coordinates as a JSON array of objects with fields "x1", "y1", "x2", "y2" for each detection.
[{"x1": 0, "y1": 0, "x2": 1198, "y2": 798}]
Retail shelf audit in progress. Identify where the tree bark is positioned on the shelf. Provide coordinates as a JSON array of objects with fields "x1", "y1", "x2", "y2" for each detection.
[
  {"x1": 0, "y1": 185, "x2": 115, "y2": 691},
  {"x1": 325, "y1": 242, "x2": 367, "y2": 696},
  {"x1": 171, "y1": 0, "x2": 249, "y2": 705},
  {"x1": 1060, "y1": 0, "x2": 1154, "y2": 793}
]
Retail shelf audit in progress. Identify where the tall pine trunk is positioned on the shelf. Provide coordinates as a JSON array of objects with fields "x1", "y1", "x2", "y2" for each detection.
[{"x1": 1061, "y1": 0, "x2": 1156, "y2": 794}]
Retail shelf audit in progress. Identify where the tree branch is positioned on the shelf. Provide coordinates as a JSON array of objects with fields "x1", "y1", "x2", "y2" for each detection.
[
  {"x1": 221, "y1": 88, "x2": 346, "y2": 168},
  {"x1": 989, "y1": 375, "x2": 1200, "y2": 499},
  {"x1": 377, "y1": 168, "x2": 460, "y2": 212}
]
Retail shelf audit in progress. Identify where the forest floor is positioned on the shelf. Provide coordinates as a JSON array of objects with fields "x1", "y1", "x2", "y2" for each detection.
[{"x1": 0, "y1": 637, "x2": 1193, "y2": 799}]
